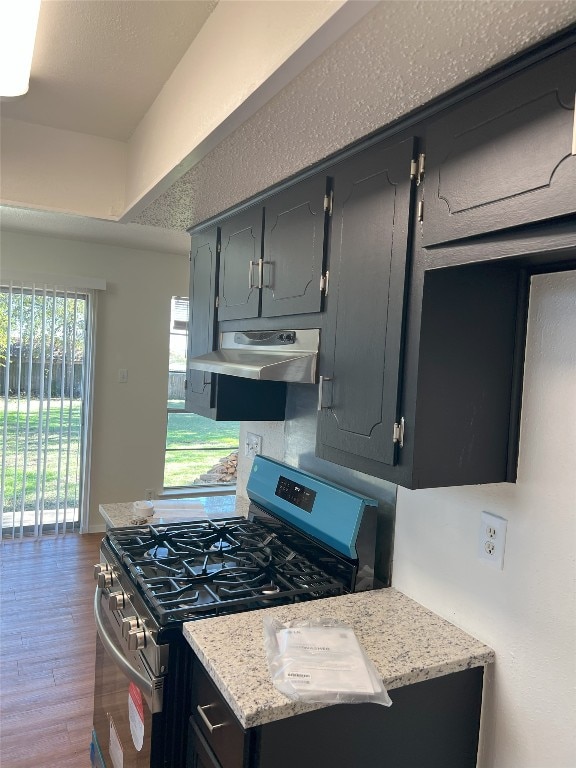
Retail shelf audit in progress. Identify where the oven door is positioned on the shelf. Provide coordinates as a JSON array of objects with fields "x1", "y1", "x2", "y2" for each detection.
[{"x1": 93, "y1": 588, "x2": 165, "y2": 768}]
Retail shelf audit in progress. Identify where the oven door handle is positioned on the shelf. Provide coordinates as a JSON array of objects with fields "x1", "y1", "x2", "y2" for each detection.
[{"x1": 94, "y1": 587, "x2": 162, "y2": 713}]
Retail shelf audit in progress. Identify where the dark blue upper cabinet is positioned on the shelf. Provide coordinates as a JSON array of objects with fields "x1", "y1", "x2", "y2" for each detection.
[
  {"x1": 217, "y1": 174, "x2": 329, "y2": 322},
  {"x1": 186, "y1": 225, "x2": 286, "y2": 422},
  {"x1": 218, "y1": 207, "x2": 262, "y2": 321},
  {"x1": 316, "y1": 137, "x2": 415, "y2": 469},
  {"x1": 186, "y1": 227, "x2": 219, "y2": 414},
  {"x1": 261, "y1": 174, "x2": 328, "y2": 318},
  {"x1": 423, "y1": 44, "x2": 576, "y2": 247}
]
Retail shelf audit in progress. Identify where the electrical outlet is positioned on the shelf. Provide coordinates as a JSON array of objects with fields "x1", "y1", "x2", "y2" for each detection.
[
  {"x1": 478, "y1": 511, "x2": 507, "y2": 569},
  {"x1": 244, "y1": 432, "x2": 262, "y2": 458},
  {"x1": 144, "y1": 488, "x2": 154, "y2": 501}
]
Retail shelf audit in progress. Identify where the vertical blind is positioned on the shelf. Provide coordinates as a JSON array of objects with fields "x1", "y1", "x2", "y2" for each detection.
[{"x1": 1, "y1": 282, "x2": 90, "y2": 539}]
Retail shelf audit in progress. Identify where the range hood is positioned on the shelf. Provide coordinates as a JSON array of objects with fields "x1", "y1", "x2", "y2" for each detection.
[{"x1": 188, "y1": 329, "x2": 319, "y2": 384}]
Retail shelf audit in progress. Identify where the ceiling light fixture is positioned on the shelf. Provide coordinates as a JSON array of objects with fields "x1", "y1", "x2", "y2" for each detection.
[{"x1": 0, "y1": 0, "x2": 41, "y2": 98}]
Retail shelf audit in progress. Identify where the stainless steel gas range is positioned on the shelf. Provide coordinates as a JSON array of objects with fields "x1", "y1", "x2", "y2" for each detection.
[{"x1": 90, "y1": 456, "x2": 380, "y2": 768}]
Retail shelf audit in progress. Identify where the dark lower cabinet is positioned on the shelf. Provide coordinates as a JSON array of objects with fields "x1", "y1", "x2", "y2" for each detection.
[
  {"x1": 187, "y1": 720, "x2": 230, "y2": 768},
  {"x1": 189, "y1": 662, "x2": 249, "y2": 768},
  {"x1": 188, "y1": 661, "x2": 484, "y2": 768},
  {"x1": 423, "y1": 43, "x2": 576, "y2": 247}
]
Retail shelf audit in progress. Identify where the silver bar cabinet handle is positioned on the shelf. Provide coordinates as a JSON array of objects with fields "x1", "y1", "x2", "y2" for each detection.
[
  {"x1": 248, "y1": 260, "x2": 256, "y2": 290},
  {"x1": 261, "y1": 260, "x2": 272, "y2": 289},
  {"x1": 197, "y1": 703, "x2": 225, "y2": 732},
  {"x1": 317, "y1": 375, "x2": 332, "y2": 411}
]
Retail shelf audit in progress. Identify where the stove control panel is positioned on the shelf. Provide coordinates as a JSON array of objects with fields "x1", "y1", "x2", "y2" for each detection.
[
  {"x1": 275, "y1": 475, "x2": 316, "y2": 513},
  {"x1": 248, "y1": 456, "x2": 378, "y2": 558}
]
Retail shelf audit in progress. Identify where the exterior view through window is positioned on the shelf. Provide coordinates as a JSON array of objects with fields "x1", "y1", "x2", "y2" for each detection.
[
  {"x1": 1, "y1": 285, "x2": 91, "y2": 538},
  {"x1": 164, "y1": 297, "x2": 239, "y2": 489}
]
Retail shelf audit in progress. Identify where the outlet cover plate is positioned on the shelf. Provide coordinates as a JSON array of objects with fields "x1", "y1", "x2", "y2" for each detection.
[
  {"x1": 245, "y1": 432, "x2": 262, "y2": 458},
  {"x1": 478, "y1": 511, "x2": 507, "y2": 569}
]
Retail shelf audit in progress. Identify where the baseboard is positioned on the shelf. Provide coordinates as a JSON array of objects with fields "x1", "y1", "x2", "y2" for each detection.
[{"x1": 86, "y1": 523, "x2": 106, "y2": 534}]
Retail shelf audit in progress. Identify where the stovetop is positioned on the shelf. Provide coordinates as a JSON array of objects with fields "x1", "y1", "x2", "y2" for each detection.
[
  {"x1": 102, "y1": 457, "x2": 379, "y2": 629},
  {"x1": 106, "y1": 514, "x2": 350, "y2": 625}
]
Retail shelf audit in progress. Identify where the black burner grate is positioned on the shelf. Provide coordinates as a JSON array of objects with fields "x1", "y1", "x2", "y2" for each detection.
[{"x1": 106, "y1": 517, "x2": 349, "y2": 624}]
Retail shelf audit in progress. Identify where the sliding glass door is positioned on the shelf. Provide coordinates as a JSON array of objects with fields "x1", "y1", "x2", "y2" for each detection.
[{"x1": 0, "y1": 284, "x2": 93, "y2": 539}]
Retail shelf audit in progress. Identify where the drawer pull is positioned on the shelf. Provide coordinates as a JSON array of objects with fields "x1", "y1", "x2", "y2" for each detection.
[{"x1": 197, "y1": 703, "x2": 225, "y2": 733}]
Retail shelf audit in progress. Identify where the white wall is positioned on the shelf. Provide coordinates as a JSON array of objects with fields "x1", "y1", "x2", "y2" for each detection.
[
  {"x1": 1, "y1": 1, "x2": 373, "y2": 222},
  {"x1": 0, "y1": 230, "x2": 189, "y2": 532},
  {"x1": 392, "y1": 271, "x2": 576, "y2": 768},
  {"x1": 0, "y1": 119, "x2": 127, "y2": 219}
]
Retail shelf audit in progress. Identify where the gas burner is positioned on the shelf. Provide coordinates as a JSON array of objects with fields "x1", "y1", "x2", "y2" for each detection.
[
  {"x1": 261, "y1": 583, "x2": 280, "y2": 595},
  {"x1": 208, "y1": 538, "x2": 234, "y2": 552},
  {"x1": 145, "y1": 545, "x2": 171, "y2": 559}
]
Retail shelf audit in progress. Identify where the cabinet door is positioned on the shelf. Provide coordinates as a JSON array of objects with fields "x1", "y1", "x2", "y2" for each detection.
[
  {"x1": 261, "y1": 174, "x2": 327, "y2": 317},
  {"x1": 316, "y1": 138, "x2": 415, "y2": 468},
  {"x1": 191, "y1": 663, "x2": 246, "y2": 768},
  {"x1": 255, "y1": 668, "x2": 484, "y2": 768},
  {"x1": 186, "y1": 227, "x2": 219, "y2": 414},
  {"x1": 218, "y1": 208, "x2": 262, "y2": 321},
  {"x1": 423, "y1": 44, "x2": 576, "y2": 246},
  {"x1": 187, "y1": 720, "x2": 223, "y2": 768}
]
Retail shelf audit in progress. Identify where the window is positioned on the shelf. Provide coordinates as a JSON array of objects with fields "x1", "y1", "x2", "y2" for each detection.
[
  {"x1": 1, "y1": 283, "x2": 95, "y2": 538},
  {"x1": 163, "y1": 297, "x2": 239, "y2": 490}
]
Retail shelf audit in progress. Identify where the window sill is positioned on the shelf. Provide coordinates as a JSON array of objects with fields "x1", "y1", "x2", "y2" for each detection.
[{"x1": 158, "y1": 485, "x2": 236, "y2": 499}]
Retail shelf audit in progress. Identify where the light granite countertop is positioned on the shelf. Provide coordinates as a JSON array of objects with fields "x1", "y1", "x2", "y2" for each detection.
[
  {"x1": 183, "y1": 588, "x2": 494, "y2": 729},
  {"x1": 99, "y1": 495, "x2": 250, "y2": 528}
]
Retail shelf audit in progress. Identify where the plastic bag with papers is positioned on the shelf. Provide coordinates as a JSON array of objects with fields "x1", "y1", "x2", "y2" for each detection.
[{"x1": 263, "y1": 616, "x2": 392, "y2": 706}]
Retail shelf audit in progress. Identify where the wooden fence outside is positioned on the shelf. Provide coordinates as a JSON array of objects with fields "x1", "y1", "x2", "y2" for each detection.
[
  {"x1": 0, "y1": 359, "x2": 84, "y2": 398},
  {"x1": 169, "y1": 371, "x2": 186, "y2": 401},
  {"x1": 1, "y1": 363, "x2": 187, "y2": 400}
]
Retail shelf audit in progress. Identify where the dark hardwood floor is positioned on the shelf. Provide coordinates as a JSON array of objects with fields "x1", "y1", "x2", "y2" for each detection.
[{"x1": 0, "y1": 532, "x2": 103, "y2": 768}]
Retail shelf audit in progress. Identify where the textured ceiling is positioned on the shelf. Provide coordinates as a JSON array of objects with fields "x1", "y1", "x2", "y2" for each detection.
[
  {"x1": 134, "y1": 0, "x2": 576, "y2": 231},
  {"x1": 1, "y1": 0, "x2": 217, "y2": 141}
]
